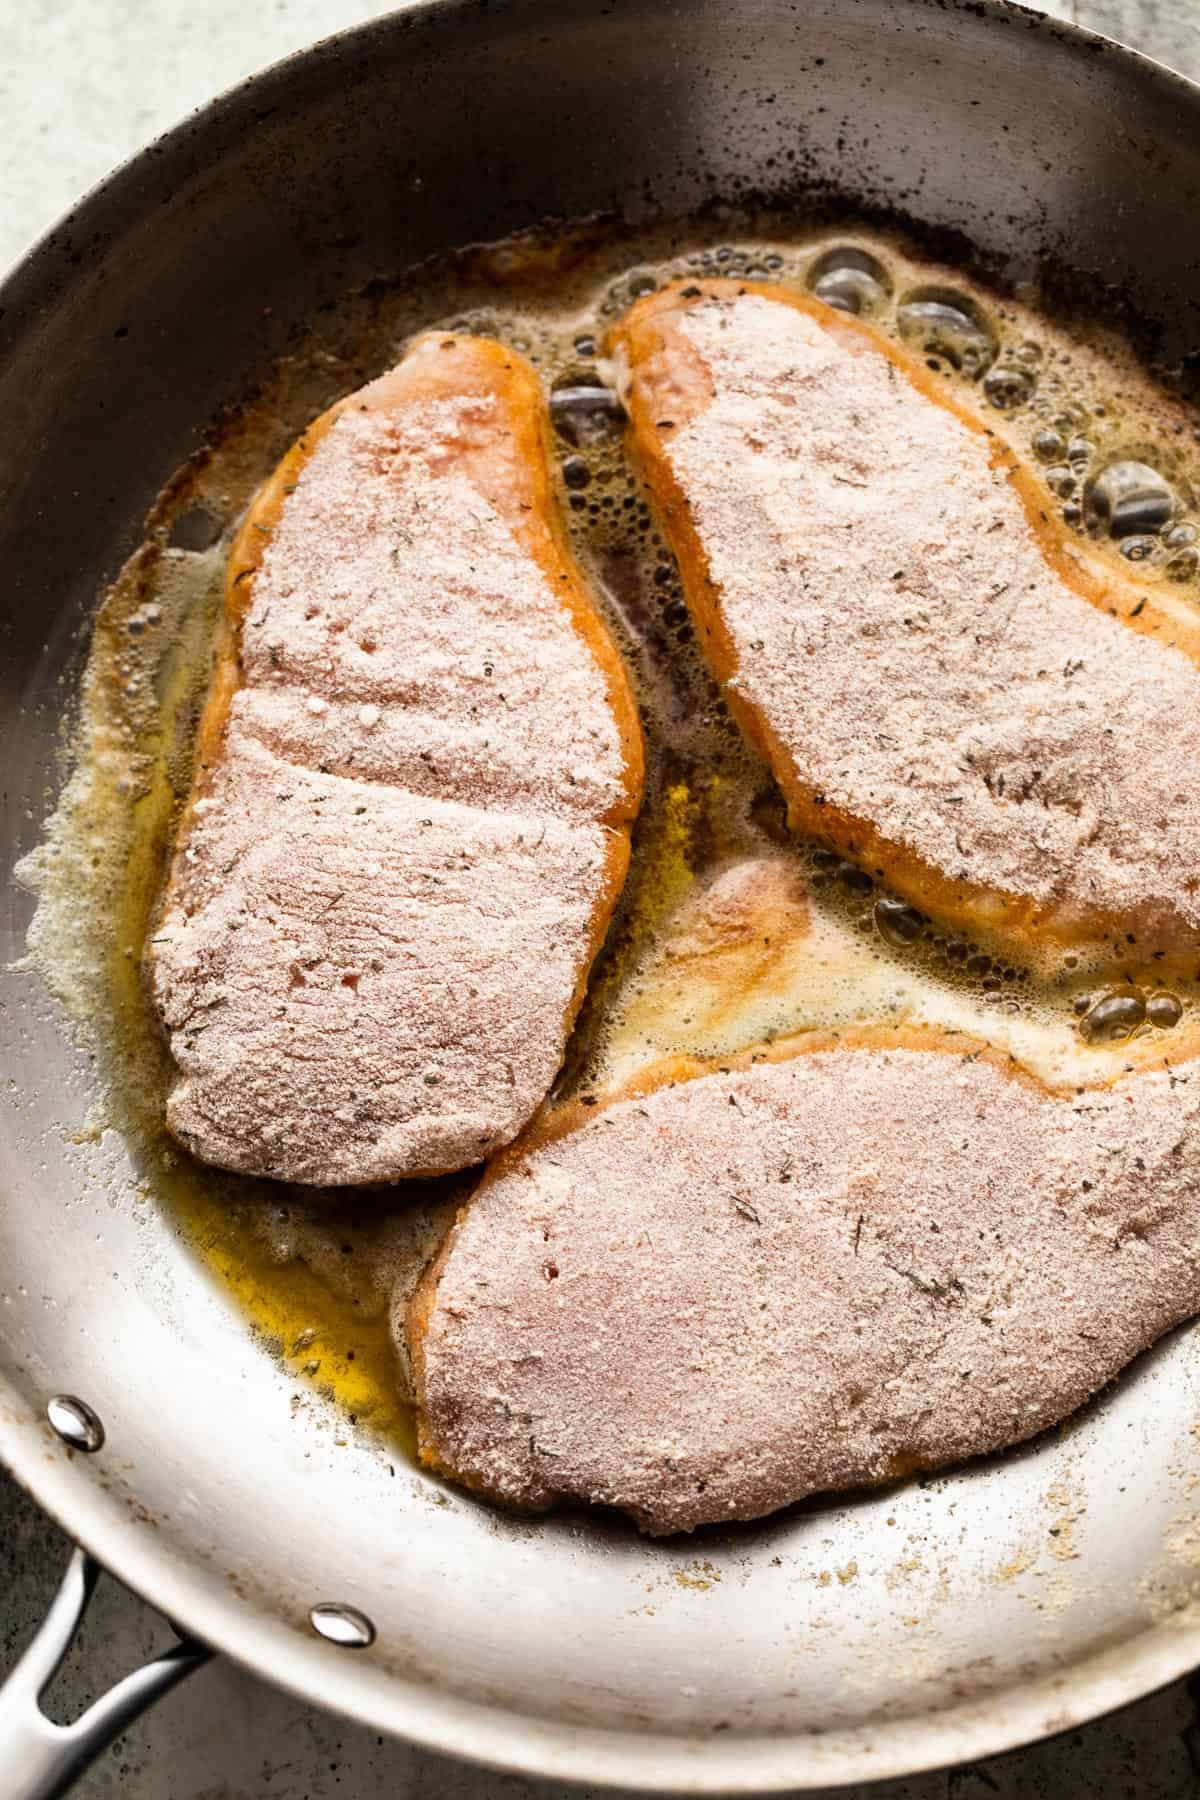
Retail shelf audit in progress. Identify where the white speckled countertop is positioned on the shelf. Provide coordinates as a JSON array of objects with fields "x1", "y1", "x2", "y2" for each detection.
[{"x1": 5, "y1": 2, "x2": 1200, "y2": 1796}]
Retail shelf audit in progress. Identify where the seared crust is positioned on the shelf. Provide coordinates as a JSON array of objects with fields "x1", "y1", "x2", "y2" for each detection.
[
  {"x1": 609, "y1": 279, "x2": 1200, "y2": 962},
  {"x1": 407, "y1": 1023, "x2": 1200, "y2": 1533},
  {"x1": 148, "y1": 335, "x2": 643, "y2": 1185}
]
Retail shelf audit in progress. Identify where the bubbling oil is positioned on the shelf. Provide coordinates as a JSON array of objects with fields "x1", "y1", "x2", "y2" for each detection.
[{"x1": 20, "y1": 214, "x2": 1200, "y2": 1460}]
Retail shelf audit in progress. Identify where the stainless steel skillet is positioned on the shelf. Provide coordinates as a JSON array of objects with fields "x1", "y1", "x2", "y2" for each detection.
[{"x1": 5, "y1": 1, "x2": 1200, "y2": 1793}]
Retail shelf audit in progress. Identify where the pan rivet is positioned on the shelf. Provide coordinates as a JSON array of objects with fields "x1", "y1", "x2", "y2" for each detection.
[
  {"x1": 309, "y1": 1603, "x2": 375, "y2": 1648},
  {"x1": 46, "y1": 1395, "x2": 105, "y2": 1453}
]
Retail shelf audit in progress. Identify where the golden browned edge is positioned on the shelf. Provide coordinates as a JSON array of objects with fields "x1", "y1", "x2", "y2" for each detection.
[
  {"x1": 606, "y1": 276, "x2": 1200, "y2": 969},
  {"x1": 150, "y1": 332, "x2": 645, "y2": 1181},
  {"x1": 406, "y1": 1010, "x2": 1200, "y2": 1500}
]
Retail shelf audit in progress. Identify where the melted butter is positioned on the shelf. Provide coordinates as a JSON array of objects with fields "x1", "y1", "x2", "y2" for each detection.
[
  {"x1": 598, "y1": 855, "x2": 1146, "y2": 1096},
  {"x1": 20, "y1": 214, "x2": 1200, "y2": 1460},
  {"x1": 176, "y1": 1193, "x2": 418, "y2": 1452}
]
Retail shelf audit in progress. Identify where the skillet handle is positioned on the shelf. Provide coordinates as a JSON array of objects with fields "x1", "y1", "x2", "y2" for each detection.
[{"x1": 0, "y1": 1546, "x2": 211, "y2": 1800}]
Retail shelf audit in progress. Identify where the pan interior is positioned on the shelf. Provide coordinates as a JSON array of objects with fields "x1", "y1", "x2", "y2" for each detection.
[{"x1": 5, "y1": 0, "x2": 1200, "y2": 1785}]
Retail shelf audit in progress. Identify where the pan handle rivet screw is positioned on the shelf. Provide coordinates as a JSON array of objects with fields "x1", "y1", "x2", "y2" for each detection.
[
  {"x1": 46, "y1": 1394, "x2": 106, "y2": 1453},
  {"x1": 309, "y1": 1603, "x2": 375, "y2": 1648}
]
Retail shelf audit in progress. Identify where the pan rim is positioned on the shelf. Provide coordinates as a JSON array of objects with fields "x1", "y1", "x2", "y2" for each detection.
[
  {"x1": 3, "y1": 1392, "x2": 1197, "y2": 1794},
  {"x1": 5, "y1": 0, "x2": 1200, "y2": 1786}
]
